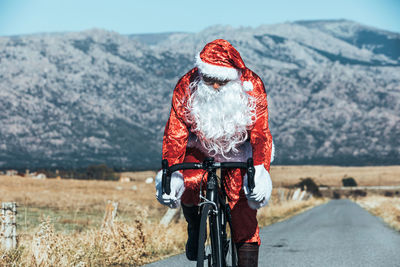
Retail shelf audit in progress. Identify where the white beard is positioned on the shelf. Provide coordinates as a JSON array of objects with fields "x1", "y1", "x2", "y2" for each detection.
[{"x1": 185, "y1": 78, "x2": 256, "y2": 158}]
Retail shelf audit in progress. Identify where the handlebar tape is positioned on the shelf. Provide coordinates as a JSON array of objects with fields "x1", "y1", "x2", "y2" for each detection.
[
  {"x1": 247, "y1": 158, "x2": 255, "y2": 194},
  {"x1": 161, "y1": 159, "x2": 171, "y2": 195}
]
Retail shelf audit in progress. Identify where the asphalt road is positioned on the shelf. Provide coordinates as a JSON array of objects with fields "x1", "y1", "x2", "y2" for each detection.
[{"x1": 144, "y1": 199, "x2": 400, "y2": 267}]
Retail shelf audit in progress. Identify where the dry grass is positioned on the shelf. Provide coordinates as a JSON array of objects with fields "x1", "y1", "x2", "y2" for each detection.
[
  {"x1": 0, "y1": 197, "x2": 324, "y2": 266},
  {"x1": 2, "y1": 165, "x2": 397, "y2": 212},
  {"x1": 0, "y1": 173, "x2": 164, "y2": 230},
  {"x1": 270, "y1": 165, "x2": 400, "y2": 187},
  {"x1": 0, "y1": 172, "x2": 158, "y2": 213},
  {"x1": 0, "y1": 167, "x2": 332, "y2": 266},
  {"x1": 258, "y1": 193, "x2": 326, "y2": 227},
  {"x1": 355, "y1": 196, "x2": 400, "y2": 232},
  {"x1": 0, "y1": 162, "x2": 392, "y2": 266},
  {"x1": 0, "y1": 218, "x2": 185, "y2": 266}
]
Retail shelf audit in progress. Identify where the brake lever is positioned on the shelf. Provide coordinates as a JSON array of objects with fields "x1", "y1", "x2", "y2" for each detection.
[
  {"x1": 161, "y1": 159, "x2": 171, "y2": 195},
  {"x1": 247, "y1": 158, "x2": 255, "y2": 194}
]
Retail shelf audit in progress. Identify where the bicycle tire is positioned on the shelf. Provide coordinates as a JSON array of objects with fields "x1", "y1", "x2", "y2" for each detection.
[
  {"x1": 196, "y1": 204, "x2": 237, "y2": 267},
  {"x1": 197, "y1": 203, "x2": 212, "y2": 267},
  {"x1": 209, "y1": 205, "x2": 222, "y2": 267},
  {"x1": 196, "y1": 203, "x2": 223, "y2": 267}
]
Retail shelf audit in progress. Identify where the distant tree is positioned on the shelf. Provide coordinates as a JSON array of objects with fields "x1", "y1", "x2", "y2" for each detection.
[
  {"x1": 85, "y1": 164, "x2": 118, "y2": 180},
  {"x1": 342, "y1": 177, "x2": 357, "y2": 187}
]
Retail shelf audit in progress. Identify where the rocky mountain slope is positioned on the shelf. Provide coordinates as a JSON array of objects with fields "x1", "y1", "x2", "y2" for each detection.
[{"x1": 0, "y1": 20, "x2": 399, "y2": 170}]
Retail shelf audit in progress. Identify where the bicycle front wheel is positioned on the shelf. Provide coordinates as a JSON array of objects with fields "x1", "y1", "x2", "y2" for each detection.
[{"x1": 197, "y1": 203, "x2": 223, "y2": 267}]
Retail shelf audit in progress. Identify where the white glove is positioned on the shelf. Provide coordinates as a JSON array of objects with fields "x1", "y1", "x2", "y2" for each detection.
[
  {"x1": 155, "y1": 170, "x2": 185, "y2": 209},
  {"x1": 243, "y1": 164, "x2": 272, "y2": 210}
]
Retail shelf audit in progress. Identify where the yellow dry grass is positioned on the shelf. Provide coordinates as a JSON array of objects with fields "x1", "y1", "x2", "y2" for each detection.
[
  {"x1": 270, "y1": 165, "x2": 400, "y2": 187},
  {"x1": 0, "y1": 198, "x2": 323, "y2": 266},
  {"x1": 258, "y1": 196, "x2": 326, "y2": 227},
  {"x1": 355, "y1": 195, "x2": 400, "y2": 232},
  {"x1": 1, "y1": 165, "x2": 397, "y2": 213},
  {"x1": 0, "y1": 173, "x2": 163, "y2": 225},
  {"x1": 0, "y1": 168, "x2": 329, "y2": 266},
  {"x1": 0, "y1": 218, "x2": 187, "y2": 266},
  {"x1": 0, "y1": 172, "x2": 157, "y2": 212}
]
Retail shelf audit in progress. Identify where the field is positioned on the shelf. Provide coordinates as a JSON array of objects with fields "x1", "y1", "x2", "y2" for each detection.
[
  {"x1": 0, "y1": 165, "x2": 399, "y2": 266},
  {"x1": 270, "y1": 165, "x2": 400, "y2": 187}
]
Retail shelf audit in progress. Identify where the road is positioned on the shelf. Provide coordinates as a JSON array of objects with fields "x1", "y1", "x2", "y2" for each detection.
[{"x1": 144, "y1": 199, "x2": 400, "y2": 266}]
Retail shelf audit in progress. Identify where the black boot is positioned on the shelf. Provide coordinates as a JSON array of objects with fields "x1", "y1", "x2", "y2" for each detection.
[
  {"x1": 182, "y1": 204, "x2": 200, "y2": 261},
  {"x1": 237, "y1": 242, "x2": 259, "y2": 267}
]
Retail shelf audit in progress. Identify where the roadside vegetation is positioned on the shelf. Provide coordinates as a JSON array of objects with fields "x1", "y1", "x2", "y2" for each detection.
[
  {"x1": 355, "y1": 195, "x2": 400, "y2": 232},
  {"x1": 0, "y1": 197, "x2": 323, "y2": 266},
  {"x1": 2, "y1": 165, "x2": 398, "y2": 266},
  {"x1": 22, "y1": 164, "x2": 119, "y2": 180},
  {"x1": 270, "y1": 165, "x2": 400, "y2": 187},
  {"x1": 0, "y1": 170, "x2": 325, "y2": 266}
]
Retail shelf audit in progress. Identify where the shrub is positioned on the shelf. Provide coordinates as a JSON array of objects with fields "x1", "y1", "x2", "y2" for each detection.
[
  {"x1": 27, "y1": 218, "x2": 148, "y2": 266},
  {"x1": 384, "y1": 191, "x2": 394, "y2": 197},
  {"x1": 351, "y1": 189, "x2": 367, "y2": 197},
  {"x1": 342, "y1": 177, "x2": 358, "y2": 187},
  {"x1": 295, "y1": 177, "x2": 322, "y2": 197},
  {"x1": 85, "y1": 164, "x2": 118, "y2": 180}
]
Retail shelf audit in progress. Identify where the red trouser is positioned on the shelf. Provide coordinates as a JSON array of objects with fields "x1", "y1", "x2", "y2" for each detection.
[{"x1": 180, "y1": 147, "x2": 260, "y2": 245}]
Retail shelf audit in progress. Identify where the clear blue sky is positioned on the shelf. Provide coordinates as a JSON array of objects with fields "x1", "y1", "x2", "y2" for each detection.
[{"x1": 0, "y1": 0, "x2": 399, "y2": 36}]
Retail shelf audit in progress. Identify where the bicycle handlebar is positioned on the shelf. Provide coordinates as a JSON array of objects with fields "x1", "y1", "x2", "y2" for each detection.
[{"x1": 161, "y1": 157, "x2": 255, "y2": 195}]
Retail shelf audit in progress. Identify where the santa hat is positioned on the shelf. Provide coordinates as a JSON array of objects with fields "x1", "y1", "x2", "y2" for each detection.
[{"x1": 195, "y1": 39, "x2": 253, "y2": 91}]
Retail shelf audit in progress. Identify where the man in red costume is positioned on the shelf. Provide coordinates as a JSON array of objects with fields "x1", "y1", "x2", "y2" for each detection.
[{"x1": 155, "y1": 39, "x2": 274, "y2": 266}]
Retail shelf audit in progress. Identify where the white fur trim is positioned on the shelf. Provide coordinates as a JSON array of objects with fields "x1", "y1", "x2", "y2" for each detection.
[
  {"x1": 195, "y1": 53, "x2": 239, "y2": 80},
  {"x1": 270, "y1": 141, "x2": 275, "y2": 163},
  {"x1": 243, "y1": 81, "x2": 253, "y2": 91}
]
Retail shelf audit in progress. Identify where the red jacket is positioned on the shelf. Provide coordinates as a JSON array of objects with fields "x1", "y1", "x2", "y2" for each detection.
[{"x1": 162, "y1": 67, "x2": 273, "y2": 202}]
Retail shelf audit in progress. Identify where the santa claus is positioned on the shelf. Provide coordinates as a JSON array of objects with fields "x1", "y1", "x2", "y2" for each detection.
[{"x1": 155, "y1": 39, "x2": 274, "y2": 266}]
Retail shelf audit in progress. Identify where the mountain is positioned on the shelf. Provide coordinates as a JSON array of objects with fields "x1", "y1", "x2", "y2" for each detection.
[{"x1": 0, "y1": 20, "x2": 399, "y2": 170}]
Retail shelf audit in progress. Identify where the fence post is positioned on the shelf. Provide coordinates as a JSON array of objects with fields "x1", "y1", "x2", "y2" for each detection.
[
  {"x1": 1, "y1": 202, "x2": 17, "y2": 250},
  {"x1": 298, "y1": 190, "x2": 306, "y2": 201},
  {"x1": 278, "y1": 189, "x2": 285, "y2": 202},
  {"x1": 292, "y1": 188, "x2": 301, "y2": 200},
  {"x1": 286, "y1": 189, "x2": 293, "y2": 201},
  {"x1": 102, "y1": 201, "x2": 118, "y2": 229}
]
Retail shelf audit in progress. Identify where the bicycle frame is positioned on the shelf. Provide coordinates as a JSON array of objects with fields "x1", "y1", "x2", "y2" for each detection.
[
  {"x1": 200, "y1": 161, "x2": 223, "y2": 267},
  {"x1": 161, "y1": 157, "x2": 255, "y2": 267}
]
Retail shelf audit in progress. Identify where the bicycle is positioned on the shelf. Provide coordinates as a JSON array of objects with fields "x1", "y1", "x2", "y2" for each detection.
[{"x1": 161, "y1": 157, "x2": 255, "y2": 267}]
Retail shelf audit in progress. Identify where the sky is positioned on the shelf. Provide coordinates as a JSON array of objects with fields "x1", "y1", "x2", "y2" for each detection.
[{"x1": 0, "y1": 0, "x2": 399, "y2": 36}]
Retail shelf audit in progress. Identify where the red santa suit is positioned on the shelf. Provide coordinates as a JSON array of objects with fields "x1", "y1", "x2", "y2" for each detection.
[{"x1": 162, "y1": 39, "x2": 273, "y2": 245}]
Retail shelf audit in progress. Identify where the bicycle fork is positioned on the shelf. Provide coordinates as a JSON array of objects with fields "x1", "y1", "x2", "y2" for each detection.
[{"x1": 206, "y1": 171, "x2": 223, "y2": 267}]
